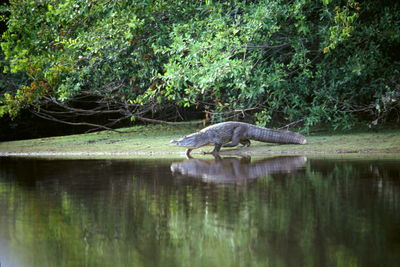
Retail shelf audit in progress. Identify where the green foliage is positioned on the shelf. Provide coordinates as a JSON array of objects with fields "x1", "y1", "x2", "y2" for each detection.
[
  {"x1": 1, "y1": 0, "x2": 190, "y2": 116},
  {"x1": 0, "y1": 0, "x2": 399, "y2": 130},
  {"x1": 144, "y1": 0, "x2": 400, "y2": 130}
]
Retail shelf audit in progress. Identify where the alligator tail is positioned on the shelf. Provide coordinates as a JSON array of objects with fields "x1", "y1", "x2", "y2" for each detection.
[{"x1": 247, "y1": 125, "x2": 307, "y2": 144}]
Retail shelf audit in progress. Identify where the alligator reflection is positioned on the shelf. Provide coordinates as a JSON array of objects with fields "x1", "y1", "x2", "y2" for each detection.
[{"x1": 171, "y1": 156, "x2": 307, "y2": 183}]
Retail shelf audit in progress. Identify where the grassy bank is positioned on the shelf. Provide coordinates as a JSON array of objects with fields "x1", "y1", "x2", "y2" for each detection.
[{"x1": 0, "y1": 123, "x2": 399, "y2": 157}]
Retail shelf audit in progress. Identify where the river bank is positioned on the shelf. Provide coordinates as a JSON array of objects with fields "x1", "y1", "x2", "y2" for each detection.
[{"x1": 0, "y1": 123, "x2": 399, "y2": 158}]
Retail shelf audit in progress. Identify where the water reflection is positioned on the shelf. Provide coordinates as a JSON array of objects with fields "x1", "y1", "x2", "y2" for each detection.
[
  {"x1": 0, "y1": 157, "x2": 399, "y2": 267},
  {"x1": 171, "y1": 156, "x2": 307, "y2": 183}
]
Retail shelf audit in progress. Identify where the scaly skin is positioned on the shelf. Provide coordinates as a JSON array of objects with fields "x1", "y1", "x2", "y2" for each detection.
[{"x1": 170, "y1": 121, "x2": 306, "y2": 156}]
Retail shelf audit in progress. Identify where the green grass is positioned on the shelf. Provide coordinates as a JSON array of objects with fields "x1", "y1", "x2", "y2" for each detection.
[{"x1": 0, "y1": 123, "x2": 399, "y2": 158}]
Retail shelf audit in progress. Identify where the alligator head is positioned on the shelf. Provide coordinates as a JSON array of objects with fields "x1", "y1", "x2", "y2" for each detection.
[{"x1": 170, "y1": 132, "x2": 209, "y2": 149}]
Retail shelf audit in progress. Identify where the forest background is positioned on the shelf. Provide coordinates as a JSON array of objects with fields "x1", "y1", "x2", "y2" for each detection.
[{"x1": 0, "y1": 0, "x2": 399, "y2": 140}]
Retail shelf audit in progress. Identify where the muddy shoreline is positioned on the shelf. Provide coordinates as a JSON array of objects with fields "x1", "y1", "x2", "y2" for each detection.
[{"x1": 1, "y1": 148, "x2": 400, "y2": 159}]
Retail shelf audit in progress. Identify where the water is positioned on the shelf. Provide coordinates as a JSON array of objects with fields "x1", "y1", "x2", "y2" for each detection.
[{"x1": 0, "y1": 156, "x2": 399, "y2": 267}]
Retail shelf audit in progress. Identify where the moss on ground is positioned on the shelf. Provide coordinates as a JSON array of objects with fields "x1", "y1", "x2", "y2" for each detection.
[{"x1": 0, "y1": 123, "x2": 399, "y2": 158}]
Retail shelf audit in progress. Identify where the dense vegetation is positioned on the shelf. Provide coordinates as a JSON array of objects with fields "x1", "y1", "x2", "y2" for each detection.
[{"x1": 0, "y1": 0, "x2": 399, "y2": 131}]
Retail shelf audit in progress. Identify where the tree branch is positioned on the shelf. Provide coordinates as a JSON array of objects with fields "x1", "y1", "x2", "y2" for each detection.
[
  {"x1": 278, "y1": 119, "x2": 304, "y2": 130},
  {"x1": 242, "y1": 43, "x2": 289, "y2": 49},
  {"x1": 31, "y1": 110, "x2": 129, "y2": 133}
]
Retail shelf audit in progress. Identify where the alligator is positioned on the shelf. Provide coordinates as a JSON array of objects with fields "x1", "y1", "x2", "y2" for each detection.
[{"x1": 170, "y1": 121, "x2": 306, "y2": 156}]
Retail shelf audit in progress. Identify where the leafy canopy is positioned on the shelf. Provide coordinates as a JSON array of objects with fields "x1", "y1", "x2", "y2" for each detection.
[{"x1": 1, "y1": 0, "x2": 399, "y2": 130}]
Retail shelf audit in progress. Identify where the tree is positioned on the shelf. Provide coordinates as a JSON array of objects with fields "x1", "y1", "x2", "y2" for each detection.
[{"x1": 1, "y1": 0, "x2": 399, "y2": 131}]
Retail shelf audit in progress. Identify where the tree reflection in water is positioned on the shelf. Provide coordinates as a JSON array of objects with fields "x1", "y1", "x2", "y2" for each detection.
[{"x1": 0, "y1": 157, "x2": 399, "y2": 267}]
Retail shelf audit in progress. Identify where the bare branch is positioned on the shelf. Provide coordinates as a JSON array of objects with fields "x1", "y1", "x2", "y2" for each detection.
[
  {"x1": 39, "y1": 108, "x2": 123, "y2": 116},
  {"x1": 242, "y1": 43, "x2": 290, "y2": 49},
  {"x1": 278, "y1": 119, "x2": 305, "y2": 130},
  {"x1": 134, "y1": 115, "x2": 184, "y2": 125},
  {"x1": 31, "y1": 111, "x2": 130, "y2": 133}
]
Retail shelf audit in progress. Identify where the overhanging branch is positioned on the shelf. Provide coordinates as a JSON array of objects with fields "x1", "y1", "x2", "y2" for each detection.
[
  {"x1": 31, "y1": 110, "x2": 129, "y2": 133},
  {"x1": 242, "y1": 43, "x2": 289, "y2": 49}
]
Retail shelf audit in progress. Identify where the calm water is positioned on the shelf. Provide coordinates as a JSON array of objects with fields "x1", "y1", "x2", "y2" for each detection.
[{"x1": 0, "y1": 156, "x2": 399, "y2": 267}]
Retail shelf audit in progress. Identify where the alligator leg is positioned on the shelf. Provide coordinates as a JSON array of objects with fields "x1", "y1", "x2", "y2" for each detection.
[
  {"x1": 212, "y1": 143, "x2": 222, "y2": 153},
  {"x1": 185, "y1": 148, "x2": 193, "y2": 158},
  {"x1": 240, "y1": 139, "x2": 251, "y2": 147},
  {"x1": 222, "y1": 129, "x2": 242, "y2": 147},
  {"x1": 204, "y1": 143, "x2": 222, "y2": 155}
]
